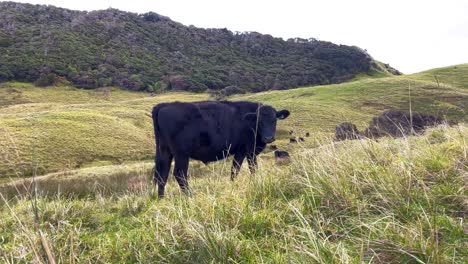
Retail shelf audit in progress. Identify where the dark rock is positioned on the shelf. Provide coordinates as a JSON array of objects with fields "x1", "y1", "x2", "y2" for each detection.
[
  {"x1": 363, "y1": 110, "x2": 443, "y2": 138},
  {"x1": 335, "y1": 122, "x2": 360, "y2": 141}
]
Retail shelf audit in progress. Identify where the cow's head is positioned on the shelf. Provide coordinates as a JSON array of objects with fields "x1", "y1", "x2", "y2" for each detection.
[{"x1": 244, "y1": 105, "x2": 290, "y2": 143}]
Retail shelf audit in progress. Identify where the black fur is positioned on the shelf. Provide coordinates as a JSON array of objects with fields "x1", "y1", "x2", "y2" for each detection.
[{"x1": 152, "y1": 101, "x2": 289, "y2": 197}]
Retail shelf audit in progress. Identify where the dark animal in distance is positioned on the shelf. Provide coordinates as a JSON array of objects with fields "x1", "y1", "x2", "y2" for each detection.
[
  {"x1": 274, "y1": 150, "x2": 290, "y2": 158},
  {"x1": 305, "y1": 132, "x2": 310, "y2": 137},
  {"x1": 274, "y1": 150, "x2": 290, "y2": 164},
  {"x1": 269, "y1": 145, "x2": 278, "y2": 150},
  {"x1": 152, "y1": 101, "x2": 290, "y2": 197},
  {"x1": 289, "y1": 137, "x2": 304, "y2": 143}
]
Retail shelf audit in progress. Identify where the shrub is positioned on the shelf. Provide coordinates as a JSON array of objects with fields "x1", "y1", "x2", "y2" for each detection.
[
  {"x1": 207, "y1": 89, "x2": 225, "y2": 101},
  {"x1": 34, "y1": 73, "x2": 59, "y2": 87},
  {"x1": 363, "y1": 110, "x2": 443, "y2": 138},
  {"x1": 220, "y1": 85, "x2": 245, "y2": 96},
  {"x1": 334, "y1": 122, "x2": 360, "y2": 141}
]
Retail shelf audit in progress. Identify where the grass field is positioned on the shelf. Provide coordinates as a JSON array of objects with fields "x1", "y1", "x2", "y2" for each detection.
[
  {"x1": 0, "y1": 64, "x2": 467, "y2": 263},
  {"x1": 1, "y1": 124, "x2": 466, "y2": 263},
  {"x1": 1, "y1": 64, "x2": 466, "y2": 179}
]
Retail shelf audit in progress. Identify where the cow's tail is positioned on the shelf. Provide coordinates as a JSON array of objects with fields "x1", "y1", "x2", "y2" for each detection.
[{"x1": 152, "y1": 103, "x2": 167, "y2": 185}]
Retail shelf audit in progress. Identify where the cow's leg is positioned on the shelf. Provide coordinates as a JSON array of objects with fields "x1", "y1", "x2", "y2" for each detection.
[
  {"x1": 247, "y1": 154, "x2": 258, "y2": 175},
  {"x1": 173, "y1": 156, "x2": 190, "y2": 195},
  {"x1": 231, "y1": 153, "x2": 245, "y2": 181},
  {"x1": 154, "y1": 147, "x2": 173, "y2": 198}
]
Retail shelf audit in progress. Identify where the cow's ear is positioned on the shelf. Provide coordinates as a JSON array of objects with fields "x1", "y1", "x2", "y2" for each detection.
[
  {"x1": 243, "y1": 112, "x2": 258, "y2": 122},
  {"x1": 276, "y1": 110, "x2": 290, "y2": 120}
]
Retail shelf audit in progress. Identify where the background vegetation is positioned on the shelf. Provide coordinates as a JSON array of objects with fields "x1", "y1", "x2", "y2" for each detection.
[{"x1": 0, "y1": 1, "x2": 399, "y2": 92}]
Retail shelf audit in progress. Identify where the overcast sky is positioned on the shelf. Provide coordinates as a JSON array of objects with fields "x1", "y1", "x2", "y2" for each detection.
[{"x1": 8, "y1": 0, "x2": 468, "y2": 73}]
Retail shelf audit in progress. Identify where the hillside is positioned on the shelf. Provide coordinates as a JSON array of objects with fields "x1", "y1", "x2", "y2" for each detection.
[
  {"x1": 0, "y1": 64, "x2": 466, "y2": 178},
  {"x1": 0, "y1": 64, "x2": 467, "y2": 263},
  {"x1": 0, "y1": 1, "x2": 397, "y2": 92}
]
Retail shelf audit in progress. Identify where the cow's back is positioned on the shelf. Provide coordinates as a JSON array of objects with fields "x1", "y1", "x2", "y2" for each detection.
[{"x1": 154, "y1": 101, "x2": 250, "y2": 163}]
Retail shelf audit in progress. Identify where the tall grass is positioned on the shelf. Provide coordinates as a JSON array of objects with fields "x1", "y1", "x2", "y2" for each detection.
[{"x1": 0, "y1": 124, "x2": 466, "y2": 263}]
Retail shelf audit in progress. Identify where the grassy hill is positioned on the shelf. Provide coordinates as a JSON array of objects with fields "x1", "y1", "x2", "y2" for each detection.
[
  {"x1": 0, "y1": 64, "x2": 467, "y2": 262},
  {"x1": 0, "y1": 1, "x2": 390, "y2": 92},
  {"x1": 1, "y1": 64, "x2": 466, "y2": 178},
  {"x1": 0, "y1": 123, "x2": 466, "y2": 262}
]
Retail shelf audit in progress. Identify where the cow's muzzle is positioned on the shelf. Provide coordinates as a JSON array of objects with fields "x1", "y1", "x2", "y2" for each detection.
[{"x1": 263, "y1": 136, "x2": 275, "y2": 143}]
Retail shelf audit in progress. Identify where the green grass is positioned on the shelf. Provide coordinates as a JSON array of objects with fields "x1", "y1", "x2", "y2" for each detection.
[
  {"x1": 0, "y1": 124, "x2": 466, "y2": 263},
  {"x1": 409, "y1": 64, "x2": 468, "y2": 90},
  {"x1": 0, "y1": 83, "x2": 207, "y2": 178},
  {"x1": 1, "y1": 65, "x2": 467, "y2": 178},
  {"x1": 0, "y1": 64, "x2": 467, "y2": 262}
]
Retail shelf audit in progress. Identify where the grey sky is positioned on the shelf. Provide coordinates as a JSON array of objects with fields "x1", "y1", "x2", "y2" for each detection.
[{"x1": 8, "y1": 0, "x2": 468, "y2": 73}]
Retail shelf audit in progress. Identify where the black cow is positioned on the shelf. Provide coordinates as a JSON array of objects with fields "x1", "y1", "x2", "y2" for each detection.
[
  {"x1": 152, "y1": 101, "x2": 290, "y2": 197},
  {"x1": 274, "y1": 150, "x2": 290, "y2": 158},
  {"x1": 274, "y1": 150, "x2": 291, "y2": 165}
]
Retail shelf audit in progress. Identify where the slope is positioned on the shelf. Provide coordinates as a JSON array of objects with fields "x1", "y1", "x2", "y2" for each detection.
[
  {"x1": 0, "y1": 1, "x2": 380, "y2": 92},
  {"x1": 0, "y1": 65, "x2": 466, "y2": 178},
  {"x1": 0, "y1": 124, "x2": 466, "y2": 263}
]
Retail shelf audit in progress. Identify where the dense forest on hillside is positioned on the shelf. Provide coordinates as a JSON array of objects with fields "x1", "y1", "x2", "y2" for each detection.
[{"x1": 0, "y1": 2, "x2": 398, "y2": 92}]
